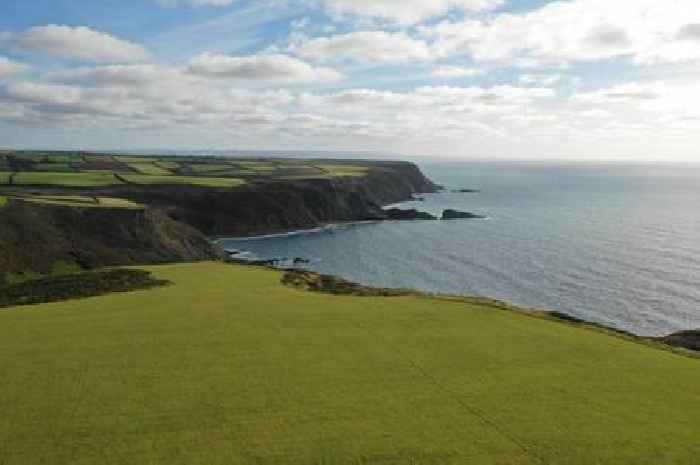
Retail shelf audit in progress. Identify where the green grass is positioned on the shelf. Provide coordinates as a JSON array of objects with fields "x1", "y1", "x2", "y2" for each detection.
[
  {"x1": 46, "y1": 155, "x2": 74, "y2": 163},
  {"x1": 122, "y1": 174, "x2": 245, "y2": 188},
  {"x1": 315, "y1": 164, "x2": 369, "y2": 177},
  {"x1": 114, "y1": 156, "x2": 161, "y2": 163},
  {"x1": 0, "y1": 262, "x2": 697, "y2": 465},
  {"x1": 234, "y1": 161, "x2": 279, "y2": 171},
  {"x1": 155, "y1": 161, "x2": 181, "y2": 170},
  {"x1": 0, "y1": 195, "x2": 7, "y2": 207},
  {"x1": 126, "y1": 162, "x2": 172, "y2": 176},
  {"x1": 13, "y1": 172, "x2": 122, "y2": 187},
  {"x1": 189, "y1": 163, "x2": 237, "y2": 173},
  {"x1": 16, "y1": 195, "x2": 143, "y2": 209},
  {"x1": 0, "y1": 171, "x2": 12, "y2": 184}
]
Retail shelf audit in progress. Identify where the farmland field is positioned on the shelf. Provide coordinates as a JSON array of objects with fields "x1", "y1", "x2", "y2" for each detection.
[
  {"x1": 0, "y1": 171, "x2": 12, "y2": 184},
  {"x1": 121, "y1": 174, "x2": 245, "y2": 188},
  {"x1": 315, "y1": 164, "x2": 369, "y2": 177},
  {"x1": 189, "y1": 163, "x2": 235, "y2": 173},
  {"x1": 0, "y1": 262, "x2": 697, "y2": 465},
  {"x1": 126, "y1": 162, "x2": 173, "y2": 176},
  {"x1": 13, "y1": 172, "x2": 123, "y2": 187},
  {"x1": 15, "y1": 195, "x2": 144, "y2": 209},
  {"x1": 0, "y1": 153, "x2": 372, "y2": 186}
]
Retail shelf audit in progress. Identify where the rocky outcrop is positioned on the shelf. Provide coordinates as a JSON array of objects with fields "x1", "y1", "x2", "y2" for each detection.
[
  {"x1": 384, "y1": 208, "x2": 437, "y2": 220},
  {"x1": 0, "y1": 202, "x2": 219, "y2": 279},
  {"x1": 441, "y1": 209, "x2": 485, "y2": 220}
]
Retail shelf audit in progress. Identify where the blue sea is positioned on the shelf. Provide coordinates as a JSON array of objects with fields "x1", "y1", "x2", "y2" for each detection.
[{"x1": 222, "y1": 161, "x2": 700, "y2": 336}]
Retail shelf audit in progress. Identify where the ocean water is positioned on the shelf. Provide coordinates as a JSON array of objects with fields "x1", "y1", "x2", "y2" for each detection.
[{"x1": 221, "y1": 161, "x2": 700, "y2": 336}]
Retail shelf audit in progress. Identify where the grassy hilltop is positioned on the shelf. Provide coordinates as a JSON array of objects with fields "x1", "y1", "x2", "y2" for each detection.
[{"x1": 1, "y1": 262, "x2": 698, "y2": 465}]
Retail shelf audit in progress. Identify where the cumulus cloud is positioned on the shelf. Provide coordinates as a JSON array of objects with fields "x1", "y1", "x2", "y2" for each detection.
[
  {"x1": 292, "y1": 31, "x2": 430, "y2": 63},
  {"x1": 431, "y1": 66, "x2": 483, "y2": 79},
  {"x1": 421, "y1": 0, "x2": 700, "y2": 67},
  {"x1": 48, "y1": 65, "x2": 187, "y2": 87},
  {"x1": 0, "y1": 65, "x2": 557, "y2": 145},
  {"x1": 0, "y1": 56, "x2": 29, "y2": 78},
  {"x1": 13, "y1": 25, "x2": 149, "y2": 63},
  {"x1": 318, "y1": 0, "x2": 504, "y2": 25},
  {"x1": 187, "y1": 53, "x2": 344, "y2": 82}
]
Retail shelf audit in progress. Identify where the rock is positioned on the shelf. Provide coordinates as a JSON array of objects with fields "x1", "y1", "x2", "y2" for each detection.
[
  {"x1": 384, "y1": 208, "x2": 437, "y2": 221},
  {"x1": 659, "y1": 330, "x2": 700, "y2": 352},
  {"x1": 441, "y1": 209, "x2": 485, "y2": 220},
  {"x1": 451, "y1": 189, "x2": 480, "y2": 193}
]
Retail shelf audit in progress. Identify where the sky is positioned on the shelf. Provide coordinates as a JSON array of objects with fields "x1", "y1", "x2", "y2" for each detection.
[{"x1": 1, "y1": 0, "x2": 700, "y2": 160}]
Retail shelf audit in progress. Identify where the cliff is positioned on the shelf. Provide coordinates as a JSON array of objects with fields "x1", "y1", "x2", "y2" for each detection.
[
  {"x1": 100, "y1": 161, "x2": 438, "y2": 236},
  {"x1": 0, "y1": 161, "x2": 435, "y2": 277},
  {"x1": 0, "y1": 202, "x2": 219, "y2": 280}
]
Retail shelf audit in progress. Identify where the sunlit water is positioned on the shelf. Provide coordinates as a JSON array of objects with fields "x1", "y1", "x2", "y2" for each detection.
[{"x1": 222, "y1": 161, "x2": 700, "y2": 336}]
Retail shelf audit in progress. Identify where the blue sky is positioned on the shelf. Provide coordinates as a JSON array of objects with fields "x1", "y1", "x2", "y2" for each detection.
[{"x1": 1, "y1": 0, "x2": 700, "y2": 160}]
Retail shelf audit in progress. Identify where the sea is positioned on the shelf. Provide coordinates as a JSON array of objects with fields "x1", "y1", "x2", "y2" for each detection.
[{"x1": 221, "y1": 161, "x2": 700, "y2": 336}]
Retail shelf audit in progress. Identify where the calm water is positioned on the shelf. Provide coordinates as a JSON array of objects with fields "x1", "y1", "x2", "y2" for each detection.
[{"x1": 222, "y1": 161, "x2": 700, "y2": 336}]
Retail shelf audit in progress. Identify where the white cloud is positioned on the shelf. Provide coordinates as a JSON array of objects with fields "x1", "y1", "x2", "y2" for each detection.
[
  {"x1": 421, "y1": 0, "x2": 700, "y2": 67},
  {"x1": 573, "y1": 82, "x2": 663, "y2": 104},
  {"x1": 48, "y1": 65, "x2": 181, "y2": 87},
  {"x1": 0, "y1": 56, "x2": 28, "y2": 78},
  {"x1": 188, "y1": 53, "x2": 344, "y2": 82},
  {"x1": 156, "y1": 0, "x2": 234, "y2": 6},
  {"x1": 519, "y1": 73, "x2": 564, "y2": 86},
  {"x1": 14, "y1": 25, "x2": 149, "y2": 63},
  {"x1": 292, "y1": 31, "x2": 430, "y2": 64},
  {"x1": 432, "y1": 65, "x2": 483, "y2": 79},
  {"x1": 318, "y1": 0, "x2": 504, "y2": 26}
]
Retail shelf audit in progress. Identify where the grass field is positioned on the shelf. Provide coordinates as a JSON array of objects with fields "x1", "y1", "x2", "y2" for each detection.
[
  {"x1": 0, "y1": 195, "x2": 7, "y2": 207},
  {"x1": 114, "y1": 156, "x2": 161, "y2": 163},
  {"x1": 126, "y1": 162, "x2": 172, "y2": 176},
  {"x1": 155, "y1": 161, "x2": 181, "y2": 170},
  {"x1": 0, "y1": 171, "x2": 11, "y2": 184},
  {"x1": 13, "y1": 172, "x2": 122, "y2": 187},
  {"x1": 189, "y1": 163, "x2": 235, "y2": 173},
  {"x1": 315, "y1": 164, "x2": 369, "y2": 177},
  {"x1": 15, "y1": 195, "x2": 144, "y2": 209},
  {"x1": 121, "y1": 174, "x2": 245, "y2": 188},
  {"x1": 0, "y1": 262, "x2": 697, "y2": 465}
]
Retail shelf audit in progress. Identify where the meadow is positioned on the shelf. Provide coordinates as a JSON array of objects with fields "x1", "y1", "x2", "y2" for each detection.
[
  {"x1": 12, "y1": 172, "x2": 123, "y2": 187},
  {"x1": 0, "y1": 262, "x2": 697, "y2": 465}
]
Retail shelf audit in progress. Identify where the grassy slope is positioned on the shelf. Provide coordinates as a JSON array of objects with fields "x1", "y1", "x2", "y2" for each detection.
[{"x1": 0, "y1": 262, "x2": 697, "y2": 465}]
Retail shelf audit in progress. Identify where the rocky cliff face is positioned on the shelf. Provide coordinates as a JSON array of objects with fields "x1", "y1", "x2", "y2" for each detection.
[
  {"x1": 0, "y1": 203, "x2": 219, "y2": 278},
  {"x1": 0, "y1": 161, "x2": 436, "y2": 277},
  {"x1": 105, "y1": 161, "x2": 438, "y2": 236}
]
